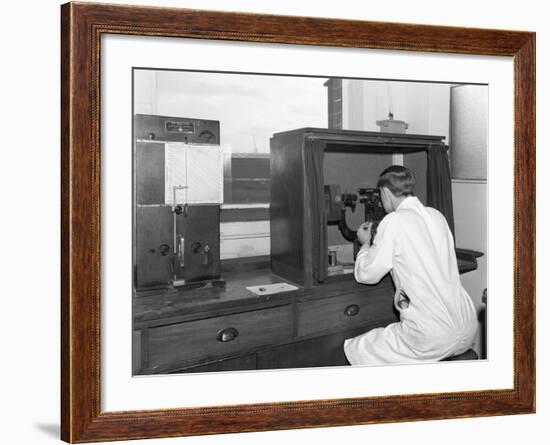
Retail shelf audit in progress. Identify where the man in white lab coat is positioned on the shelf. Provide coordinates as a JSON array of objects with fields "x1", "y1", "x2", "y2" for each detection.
[{"x1": 343, "y1": 166, "x2": 478, "y2": 365}]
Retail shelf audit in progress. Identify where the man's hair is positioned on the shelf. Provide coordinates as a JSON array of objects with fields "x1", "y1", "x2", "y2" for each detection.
[{"x1": 377, "y1": 165, "x2": 416, "y2": 197}]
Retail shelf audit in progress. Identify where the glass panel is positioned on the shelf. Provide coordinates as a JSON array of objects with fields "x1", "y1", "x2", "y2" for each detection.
[{"x1": 165, "y1": 142, "x2": 223, "y2": 205}]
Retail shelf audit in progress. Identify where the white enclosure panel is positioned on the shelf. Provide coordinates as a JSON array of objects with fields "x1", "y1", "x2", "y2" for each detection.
[
  {"x1": 220, "y1": 237, "x2": 270, "y2": 259},
  {"x1": 186, "y1": 145, "x2": 224, "y2": 203},
  {"x1": 165, "y1": 143, "x2": 187, "y2": 205},
  {"x1": 165, "y1": 142, "x2": 223, "y2": 205},
  {"x1": 220, "y1": 221, "x2": 269, "y2": 237},
  {"x1": 220, "y1": 221, "x2": 270, "y2": 259}
]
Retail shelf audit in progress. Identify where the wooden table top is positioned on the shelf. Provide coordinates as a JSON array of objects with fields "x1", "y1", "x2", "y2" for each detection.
[{"x1": 133, "y1": 257, "x2": 478, "y2": 328}]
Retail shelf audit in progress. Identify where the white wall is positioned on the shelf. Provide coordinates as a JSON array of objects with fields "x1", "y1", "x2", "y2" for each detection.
[
  {"x1": 3, "y1": 1, "x2": 547, "y2": 445},
  {"x1": 342, "y1": 79, "x2": 452, "y2": 140},
  {"x1": 451, "y1": 85, "x2": 488, "y2": 180},
  {"x1": 453, "y1": 181, "x2": 488, "y2": 354},
  {"x1": 450, "y1": 85, "x2": 489, "y2": 356},
  {"x1": 134, "y1": 69, "x2": 158, "y2": 114},
  {"x1": 342, "y1": 79, "x2": 453, "y2": 201}
]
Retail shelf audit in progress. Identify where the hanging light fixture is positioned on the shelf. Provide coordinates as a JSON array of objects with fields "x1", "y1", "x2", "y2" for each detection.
[{"x1": 376, "y1": 82, "x2": 408, "y2": 133}]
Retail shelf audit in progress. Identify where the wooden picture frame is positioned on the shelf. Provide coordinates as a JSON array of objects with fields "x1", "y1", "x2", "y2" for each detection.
[{"x1": 61, "y1": 2, "x2": 535, "y2": 442}]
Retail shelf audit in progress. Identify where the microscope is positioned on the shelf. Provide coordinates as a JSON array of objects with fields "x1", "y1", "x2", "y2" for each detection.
[{"x1": 324, "y1": 185, "x2": 385, "y2": 263}]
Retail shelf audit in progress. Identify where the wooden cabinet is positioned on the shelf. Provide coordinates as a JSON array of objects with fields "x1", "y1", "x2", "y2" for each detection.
[
  {"x1": 133, "y1": 274, "x2": 399, "y2": 375},
  {"x1": 270, "y1": 128, "x2": 449, "y2": 288}
]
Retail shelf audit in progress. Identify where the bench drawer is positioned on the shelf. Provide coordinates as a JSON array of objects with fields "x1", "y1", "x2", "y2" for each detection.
[
  {"x1": 297, "y1": 287, "x2": 394, "y2": 338},
  {"x1": 148, "y1": 304, "x2": 293, "y2": 370}
]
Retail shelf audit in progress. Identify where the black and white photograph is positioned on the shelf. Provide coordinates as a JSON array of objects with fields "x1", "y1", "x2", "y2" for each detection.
[{"x1": 132, "y1": 69, "x2": 488, "y2": 375}]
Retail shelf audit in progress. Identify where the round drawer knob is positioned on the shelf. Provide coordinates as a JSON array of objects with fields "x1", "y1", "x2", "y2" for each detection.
[
  {"x1": 217, "y1": 327, "x2": 239, "y2": 343},
  {"x1": 158, "y1": 244, "x2": 170, "y2": 256},
  {"x1": 344, "y1": 304, "x2": 360, "y2": 317}
]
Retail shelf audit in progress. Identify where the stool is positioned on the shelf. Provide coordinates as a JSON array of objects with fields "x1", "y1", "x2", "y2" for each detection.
[{"x1": 441, "y1": 349, "x2": 478, "y2": 361}]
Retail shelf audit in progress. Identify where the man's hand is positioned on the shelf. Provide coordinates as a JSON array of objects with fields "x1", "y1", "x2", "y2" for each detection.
[{"x1": 356, "y1": 222, "x2": 373, "y2": 246}]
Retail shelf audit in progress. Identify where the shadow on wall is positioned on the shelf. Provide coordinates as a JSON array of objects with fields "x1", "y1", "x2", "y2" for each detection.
[{"x1": 33, "y1": 423, "x2": 59, "y2": 439}]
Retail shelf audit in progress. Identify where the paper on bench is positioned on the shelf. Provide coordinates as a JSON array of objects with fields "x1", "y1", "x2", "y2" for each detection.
[{"x1": 246, "y1": 283, "x2": 299, "y2": 296}]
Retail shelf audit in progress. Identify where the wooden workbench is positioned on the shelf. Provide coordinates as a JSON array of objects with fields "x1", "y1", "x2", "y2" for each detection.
[{"x1": 133, "y1": 255, "x2": 479, "y2": 375}]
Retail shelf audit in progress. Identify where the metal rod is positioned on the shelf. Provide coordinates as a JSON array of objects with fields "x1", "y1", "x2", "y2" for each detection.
[{"x1": 172, "y1": 185, "x2": 189, "y2": 284}]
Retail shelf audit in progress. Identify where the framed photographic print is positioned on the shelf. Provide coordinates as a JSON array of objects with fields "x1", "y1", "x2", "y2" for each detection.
[{"x1": 61, "y1": 1, "x2": 535, "y2": 442}]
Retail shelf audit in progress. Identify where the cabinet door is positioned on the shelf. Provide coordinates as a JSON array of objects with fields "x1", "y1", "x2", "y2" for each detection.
[
  {"x1": 175, "y1": 205, "x2": 221, "y2": 282},
  {"x1": 136, "y1": 141, "x2": 165, "y2": 205},
  {"x1": 257, "y1": 323, "x2": 391, "y2": 370},
  {"x1": 167, "y1": 354, "x2": 257, "y2": 374},
  {"x1": 256, "y1": 329, "x2": 349, "y2": 369},
  {"x1": 135, "y1": 206, "x2": 173, "y2": 288},
  {"x1": 132, "y1": 330, "x2": 142, "y2": 375}
]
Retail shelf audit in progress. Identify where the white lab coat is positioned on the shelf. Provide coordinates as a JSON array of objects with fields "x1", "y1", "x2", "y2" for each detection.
[{"x1": 343, "y1": 196, "x2": 478, "y2": 365}]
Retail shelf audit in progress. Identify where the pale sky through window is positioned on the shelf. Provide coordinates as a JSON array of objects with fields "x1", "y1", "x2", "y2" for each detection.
[{"x1": 135, "y1": 69, "x2": 328, "y2": 153}]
